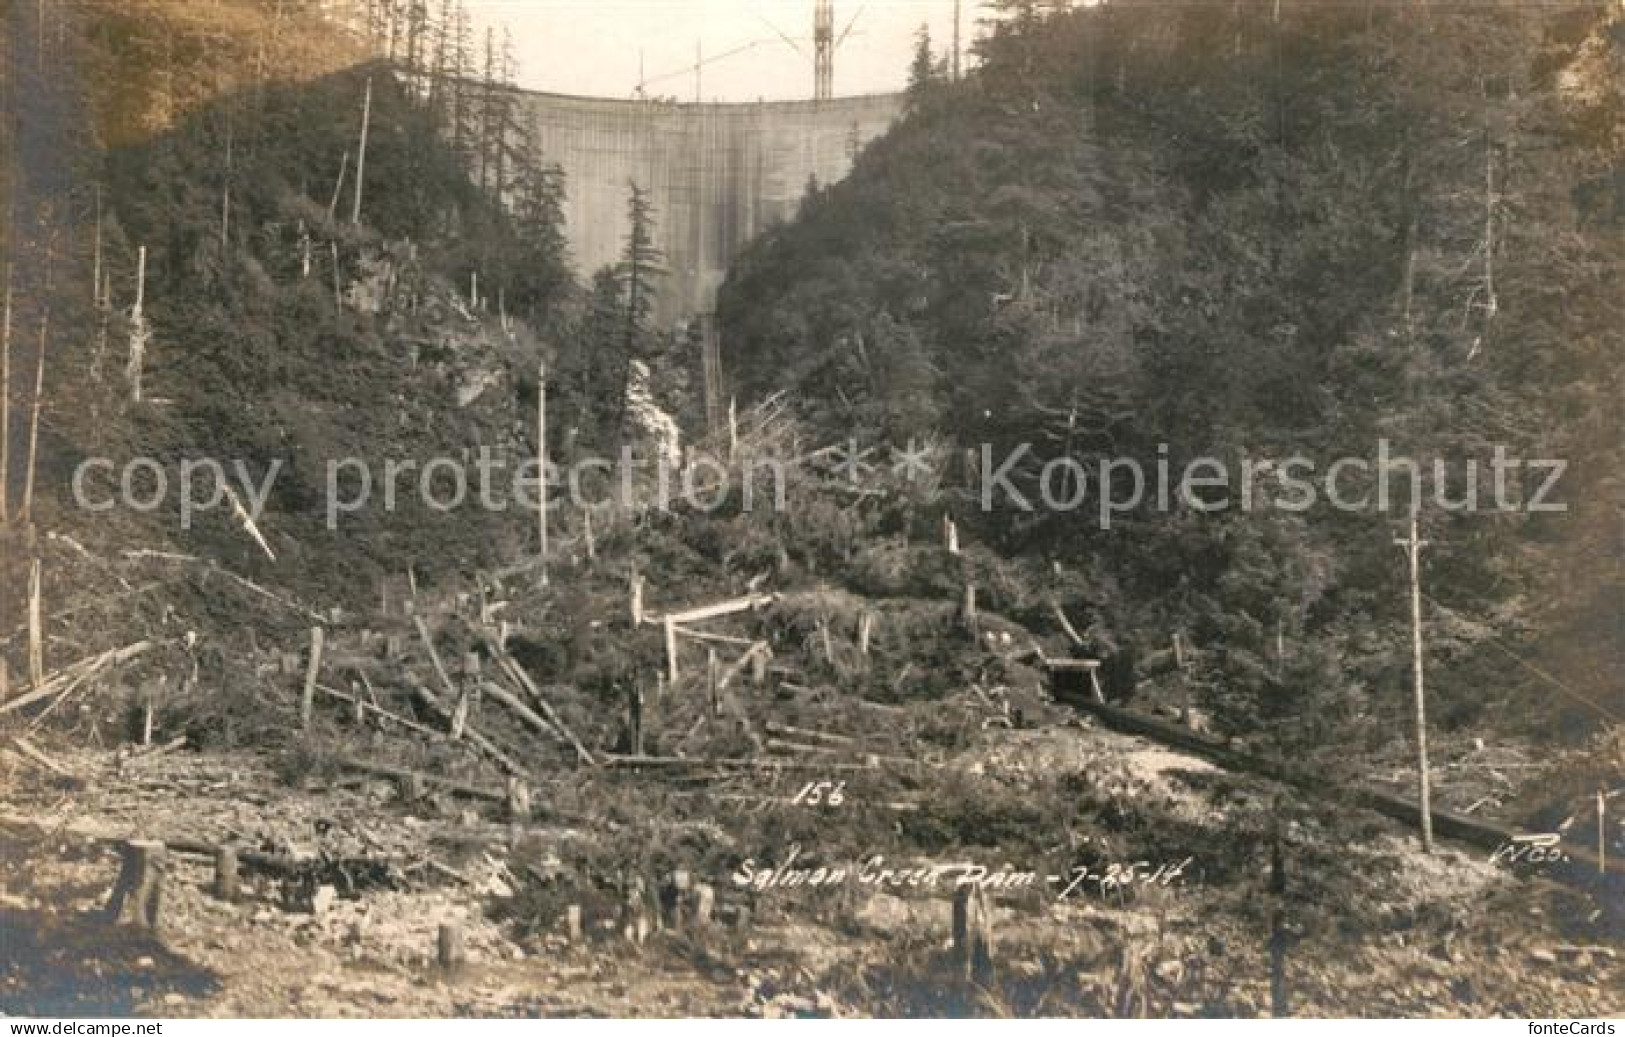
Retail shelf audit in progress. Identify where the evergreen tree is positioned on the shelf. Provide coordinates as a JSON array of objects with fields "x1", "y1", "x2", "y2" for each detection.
[
  {"x1": 907, "y1": 24, "x2": 937, "y2": 101},
  {"x1": 564, "y1": 267, "x2": 627, "y2": 448},
  {"x1": 507, "y1": 156, "x2": 570, "y2": 323}
]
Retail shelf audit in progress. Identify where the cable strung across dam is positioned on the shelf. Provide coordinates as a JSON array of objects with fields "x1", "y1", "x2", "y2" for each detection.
[{"x1": 514, "y1": 89, "x2": 905, "y2": 325}]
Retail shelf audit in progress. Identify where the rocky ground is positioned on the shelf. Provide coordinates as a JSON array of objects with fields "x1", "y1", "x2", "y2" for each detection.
[{"x1": 1, "y1": 718, "x2": 1618, "y2": 1019}]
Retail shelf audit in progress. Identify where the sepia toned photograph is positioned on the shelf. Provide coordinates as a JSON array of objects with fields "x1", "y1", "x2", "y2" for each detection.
[{"x1": 0, "y1": 0, "x2": 1620, "y2": 1024}]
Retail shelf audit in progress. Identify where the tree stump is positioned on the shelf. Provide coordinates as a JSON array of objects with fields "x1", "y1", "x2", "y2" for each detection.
[
  {"x1": 506, "y1": 777, "x2": 532, "y2": 822},
  {"x1": 693, "y1": 883, "x2": 715, "y2": 929},
  {"x1": 398, "y1": 773, "x2": 426, "y2": 803},
  {"x1": 1270, "y1": 834, "x2": 1289, "y2": 1017},
  {"x1": 213, "y1": 846, "x2": 240, "y2": 902},
  {"x1": 627, "y1": 683, "x2": 645, "y2": 756},
  {"x1": 106, "y1": 840, "x2": 166, "y2": 929},
  {"x1": 664, "y1": 869, "x2": 692, "y2": 930},
  {"x1": 438, "y1": 922, "x2": 465, "y2": 972},
  {"x1": 300, "y1": 626, "x2": 325, "y2": 730},
  {"x1": 565, "y1": 904, "x2": 583, "y2": 944},
  {"x1": 622, "y1": 877, "x2": 650, "y2": 945},
  {"x1": 952, "y1": 886, "x2": 994, "y2": 981}
]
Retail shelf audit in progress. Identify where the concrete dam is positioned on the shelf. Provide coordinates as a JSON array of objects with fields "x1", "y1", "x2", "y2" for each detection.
[{"x1": 515, "y1": 89, "x2": 906, "y2": 325}]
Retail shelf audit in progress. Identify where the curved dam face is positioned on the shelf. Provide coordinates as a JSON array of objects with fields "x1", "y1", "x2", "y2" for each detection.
[{"x1": 515, "y1": 90, "x2": 905, "y2": 325}]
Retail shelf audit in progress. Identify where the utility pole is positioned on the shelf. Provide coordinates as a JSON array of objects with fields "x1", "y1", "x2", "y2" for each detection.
[
  {"x1": 813, "y1": 0, "x2": 834, "y2": 101},
  {"x1": 952, "y1": 0, "x2": 962, "y2": 81},
  {"x1": 1396, "y1": 511, "x2": 1434, "y2": 853}
]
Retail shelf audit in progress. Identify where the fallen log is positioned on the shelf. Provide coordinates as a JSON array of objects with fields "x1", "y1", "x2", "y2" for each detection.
[
  {"x1": 1055, "y1": 690, "x2": 1625, "y2": 882},
  {"x1": 334, "y1": 755, "x2": 506, "y2": 804},
  {"x1": 672, "y1": 626, "x2": 755, "y2": 648},
  {"x1": 166, "y1": 837, "x2": 403, "y2": 894},
  {"x1": 650, "y1": 593, "x2": 777, "y2": 628},
  {"x1": 763, "y1": 722, "x2": 854, "y2": 745},
  {"x1": 0, "y1": 642, "x2": 152, "y2": 715},
  {"x1": 766, "y1": 738, "x2": 842, "y2": 756},
  {"x1": 479, "y1": 679, "x2": 567, "y2": 747},
  {"x1": 317, "y1": 684, "x2": 441, "y2": 740},
  {"x1": 482, "y1": 640, "x2": 595, "y2": 766},
  {"x1": 121, "y1": 551, "x2": 322, "y2": 621},
  {"x1": 123, "y1": 735, "x2": 188, "y2": 761},
  {"x1": 601, "y1": 753, "x2": 878, "y2": 773},
  {"x1": 405, "y1": 681, "x2": 527, "y2": 777},
  {"x1": 411, "y1": 615, "x2": 459, "y2": 699},
  {"x1": 716, "y1": 642, "x2": 771, "y2": 693},
  {"x1": 765, "y1": 738, "x2": 920, "y2": 768},
  {"x1": 1052, "y1": 603, "x2": 1086, "y2": 648},
  {"x1": 9, "y1": 735, "x2": 72, "y2": 777}
]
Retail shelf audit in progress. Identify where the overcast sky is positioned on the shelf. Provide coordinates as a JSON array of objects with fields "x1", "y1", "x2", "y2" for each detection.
[{"x1": 466, "y1": 1, "x2": 981, "y2": 102}]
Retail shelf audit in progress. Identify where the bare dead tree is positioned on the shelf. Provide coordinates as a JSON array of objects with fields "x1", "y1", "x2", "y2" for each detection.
[
  {"x1": 21, "y1": 312, "x2": 45, "y2": 522},
  {"x1": 328, "y1": 150, "x2": 349, "y2": 222},
  {"x1": 127, "y1": 246, "x2": 149, "y2": 402},
  {"x1": 92, "y1": 185, "x2": 103, "y2": 308},
  {"x1": 352, "y1": 77, "x2": 373, "y2": 225},
  {"x1": 0, "y1": 274, "x2": 11, "y2": 525},
  {"x1": 220, "y1": 101, "x2": 235, "y2": 252}
]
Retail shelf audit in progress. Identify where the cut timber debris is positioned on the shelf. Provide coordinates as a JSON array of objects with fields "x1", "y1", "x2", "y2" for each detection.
[
  {"x1": 1056, "y1": 689, "x2": 1625, "y2": 882},
  {"x1": 412, "y1": 615, "x2": 458, "y2": 700},
  {"x1": 602, "y1": 754, "x2": 878, "y2": 773},
  {"x1": 483, "y1": 638, "x2": 596, "y2": 766},
  {"x1": 406, "y1": 681, "x2": 527, "y2": 777},
  {"x1": 649, "y1": 593, "x2": 777, "y2": 628},
  {"x1": 9, "y1": 735, "x2": 72, "y2": 778},
  {"x1": 335, "y1": 756, "x2": 506, "y2": 804},
  {"x1": 121, "y1": 550, "x2": 322, "y2": 621},
  {"x1": 1052, "y1": 603, "x2": 1087, "y2": 648},
  {"x1": 0, "y1": 642, "x2": 152, "y2": 716},
  {"x1": 123, "y1": 735, "x2": 188, "y2": 762},
  {"x1": 223, "y1": 482, "x2": 277, "y2": 562},
  {"x1": 673, "y1": 627, "x2": 755, "y2": 648},
  {"x1": 480, "y1": 679, "x2": 570, "y2": 749},
  {"x1": 714, "y1": 642, "x2": 773, "y2": 693},
  {"x1": 765, "y1": 739, "x2": 919, "y2": 768},
  {"x1": 763, "y1": 722, "x2": 854, "y2": 746},
  {"x1": 317, "y1": 684, "x2": 444, "y2": 741},
  {"x1": 1047, "y1": 658, "x2": 1106, "y2": 704}
]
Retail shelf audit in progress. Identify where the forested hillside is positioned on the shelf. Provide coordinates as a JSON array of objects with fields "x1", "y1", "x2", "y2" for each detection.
[
  {"x1": 720, "y1": 0, "x2": 1624, "y2": 748},
  {"x1": 2, "y1": 0, "x2": 586, "y2": 614}
]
